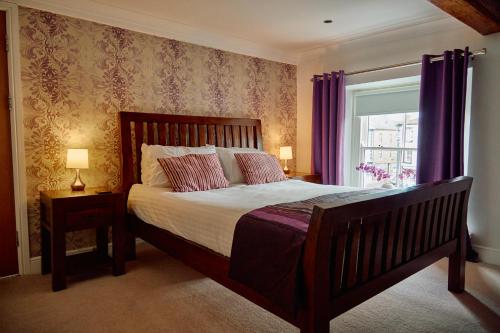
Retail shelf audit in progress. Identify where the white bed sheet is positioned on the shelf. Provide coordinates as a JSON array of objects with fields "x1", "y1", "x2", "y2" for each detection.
[{"x1": 128, "y1": 180, "x2": 357, "y2": 257}]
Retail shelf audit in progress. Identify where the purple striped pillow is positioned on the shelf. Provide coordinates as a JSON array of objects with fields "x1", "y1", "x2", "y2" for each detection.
[
  {"x1": 234, "y1": 153, "x2": 287, "y2": 185},
  {"x1": 158, "y1": 153, "x2": 229, "y2": 192}
]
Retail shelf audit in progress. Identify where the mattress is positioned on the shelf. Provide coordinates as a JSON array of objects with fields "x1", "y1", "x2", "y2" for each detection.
[{"x1": 127, "y1": 180, "x2": 357, "y2": 257}]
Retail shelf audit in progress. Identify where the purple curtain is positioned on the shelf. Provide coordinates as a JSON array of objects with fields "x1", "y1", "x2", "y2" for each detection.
[
  {"x1": 417, "y1": 47, "x2": 478, "y2": 262},
  {"x1": 416, "y1": 48, "x2": 469, "y2": 183},
  {"x1": 311, "y1": 71, "x2": 345, "y2": 185}
]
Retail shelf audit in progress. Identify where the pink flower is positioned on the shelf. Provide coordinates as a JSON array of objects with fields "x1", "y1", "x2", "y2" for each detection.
[
  {"x1": 398, "y1": 168, "x2": 416, "y2": 180},
  {"x1": 355, "y1": 163, "x2": 391, "y2": 181}
]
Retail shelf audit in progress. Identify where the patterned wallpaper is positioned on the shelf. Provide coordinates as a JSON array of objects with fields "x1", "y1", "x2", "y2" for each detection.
[{"x1": 19, "y1": 8, "x2": 297, "y2": 257}]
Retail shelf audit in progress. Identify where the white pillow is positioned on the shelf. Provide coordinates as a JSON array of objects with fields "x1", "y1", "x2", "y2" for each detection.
[
  {"x1": 213, "y1": 146, "x2": 266, "y2": 184},
  {"x1": 141, "y1": 144, "x2": 216, "y2": 187}
]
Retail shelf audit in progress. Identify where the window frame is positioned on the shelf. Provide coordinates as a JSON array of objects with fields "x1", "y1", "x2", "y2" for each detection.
[{"x1": 347, "y1": 83, "x2": 421, "y2": 188}]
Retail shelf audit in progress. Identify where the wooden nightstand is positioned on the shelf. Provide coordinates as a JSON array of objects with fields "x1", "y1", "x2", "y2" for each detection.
[
  {"x1": 40, "y1": 188, "x2": 125, "y2": 291},
  {"x1": 287, "y1": 172, "x2": 321, "y2": 184}
]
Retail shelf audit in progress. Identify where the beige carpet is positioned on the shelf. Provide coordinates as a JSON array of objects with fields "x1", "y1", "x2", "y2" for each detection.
[{"x1": 1, "y1": 244, "x2": 499, "y2": 333}]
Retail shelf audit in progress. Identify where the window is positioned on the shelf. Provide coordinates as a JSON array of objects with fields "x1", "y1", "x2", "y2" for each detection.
[
  {"x1": 359, "y1": 111, "x2": 418, "y2": 188},
  {"x1": 349, "y1": 84, "x2": 420, "y2": 188}
]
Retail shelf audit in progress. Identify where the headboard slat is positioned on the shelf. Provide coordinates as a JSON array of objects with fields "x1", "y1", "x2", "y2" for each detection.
[
  {"x1": 180, "y1": 124, "x2": 188, "y2": 146},
  {"x1": 216, "y1": 125, "x2": 224, "y2": 147},
  {"x1": 256, "y1": 125, "x2": 263, "y2": 150},
  {"x1": 189, "y1": 124, "x2": 197, "y2": 147},
  {"x1": 225, "y1": 125, "x2": 233, "y2": 147},
  {"x1": 208, "y1": 125, "x2": 216, "y2": 145},
  {"x1": 241, "y1": 126, "x2": 248, "y2": 148},
  {"x1": 247, "y1": 126, "x2": 255, "y2": 148},
  {"x1": 199, "y1": 125, "x2": 207, "y2": 146},
  {"x1": 158, "y1": 123, "x2": 166, "y2": 145},
  {"x1": 169, "y1": 123, "x2": 176, "y2": 146},
  {"x1": 232, "y1": 125, "x2": 241, "y2": 147},
  {"x1": 120, "y1": 112, "x2": 262, "y2": 195},
  {"x1": 147, "y1": 122, "x2": 155, "y2": 145}
]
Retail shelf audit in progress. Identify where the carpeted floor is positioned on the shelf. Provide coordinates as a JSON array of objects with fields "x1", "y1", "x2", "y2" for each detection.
[{"x1": 1, "y1": 244, "x2": 499, "y2": 333}]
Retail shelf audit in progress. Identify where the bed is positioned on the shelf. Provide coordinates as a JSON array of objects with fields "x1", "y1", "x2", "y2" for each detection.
[{"x1": 120, "y1": 111, "x2": 472, "y2": 333}]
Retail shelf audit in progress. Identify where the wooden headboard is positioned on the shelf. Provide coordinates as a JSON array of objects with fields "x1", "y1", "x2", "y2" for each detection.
[{"x1": 119, "y1": 112, "x2": 263, "y2": 194}]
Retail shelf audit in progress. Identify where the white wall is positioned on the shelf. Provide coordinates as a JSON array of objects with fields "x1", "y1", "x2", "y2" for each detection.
[{"x1": 296, "y1": 18, "x2": 500, "y2": 265}]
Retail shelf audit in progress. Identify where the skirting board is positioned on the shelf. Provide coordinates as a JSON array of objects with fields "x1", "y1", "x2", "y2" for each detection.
[
  {"x1": 473, "y1": 245, "x2": 500, "y2": 267},
  {"x1": 28, "y1": 238, "x2": 144, "y2": 275}
]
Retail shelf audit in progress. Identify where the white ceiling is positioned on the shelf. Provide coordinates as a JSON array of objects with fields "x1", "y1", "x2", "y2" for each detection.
[
  {"x1": 92, "y1": 0, "x2": 447, "y2": 53},
  {"x1": 15, "y1": 0, "x2": 453, "y2": 63}
]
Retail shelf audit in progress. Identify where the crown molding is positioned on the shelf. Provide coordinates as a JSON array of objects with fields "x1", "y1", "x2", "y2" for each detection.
[
  {"x1": 7, "y1": 0, "x2": 470, "y2": 67},
  {"x1": 298, "y1": 14, "x2": 448, "y2": 54},
  {"x1": 297, "y1": 16, "x2": 468, "y2": 62},
  {"x1": 7, "y1": 0, "x2": 300, "y2": 65}
]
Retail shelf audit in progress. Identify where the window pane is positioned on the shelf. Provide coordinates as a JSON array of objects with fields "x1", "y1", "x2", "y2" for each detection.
[
  {"x1": 400, "y1": 150, "x2": 417, "y2": 187},
  {"x1": 404, "y1": 112, "x2": 419, "y2": 148},
  {"x1": 366, "y1": 113, "x2": 405, "y2": 148}
]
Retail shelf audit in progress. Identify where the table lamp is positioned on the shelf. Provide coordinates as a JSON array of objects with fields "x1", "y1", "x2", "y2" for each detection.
[
  {"x1": 66, "y1": 148, "x2": 88, "y2": 191},
  {"x1": 279, "y1": 146, "x2": 292, "y2": 174}
]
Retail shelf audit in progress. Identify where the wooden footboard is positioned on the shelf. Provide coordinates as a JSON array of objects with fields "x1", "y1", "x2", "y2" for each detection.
[{"x1": 300, "y1": 176, "x2": 472, "y2": 333}]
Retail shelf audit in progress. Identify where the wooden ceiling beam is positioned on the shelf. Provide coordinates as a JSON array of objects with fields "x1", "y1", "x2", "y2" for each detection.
[{"x1": 429, "y1": 0, "x2": 500, "y2": 35}]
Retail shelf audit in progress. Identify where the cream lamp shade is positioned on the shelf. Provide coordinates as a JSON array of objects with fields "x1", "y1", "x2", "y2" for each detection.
[
  {"x1": 66, "y1": 149, "x2": 88, "y2": 191},
  {"x1": 279, "y1": 146, "x2": 292, "y2": 174},
  {"x1": 66, "y1": 149, "x2": 89, "y2": 169},
  {"x1": 279, "y1": 146, "x2": 293, "y2": 160}
]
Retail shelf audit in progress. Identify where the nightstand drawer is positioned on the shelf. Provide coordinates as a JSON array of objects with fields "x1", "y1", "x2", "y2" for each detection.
[{"x1": 66, "y1": 206, "x2": 114, "y2": 230}]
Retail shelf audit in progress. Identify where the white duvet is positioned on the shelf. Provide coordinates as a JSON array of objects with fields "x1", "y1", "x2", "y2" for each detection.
[{"x1": 128, "y1": 180, "x2": 357, "y2": 257}]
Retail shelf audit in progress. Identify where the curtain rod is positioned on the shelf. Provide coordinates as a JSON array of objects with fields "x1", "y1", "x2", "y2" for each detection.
[{"x1": 311, "y1": 48, "x2": 487, "y2": 81}]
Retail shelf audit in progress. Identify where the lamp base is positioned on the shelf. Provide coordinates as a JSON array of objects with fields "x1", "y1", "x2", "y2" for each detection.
[
  {"x1": 71, "y1": 184, "x2": 85, "y2": 191},
  {"x1": 283, "y1": 165, "x2": 290, "y2": 175},
  {"x1": 71, "y1": 168, "x2": 86, "y2": 191}
]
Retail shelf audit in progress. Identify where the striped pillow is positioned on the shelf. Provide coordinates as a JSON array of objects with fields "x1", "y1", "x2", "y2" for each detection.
[
  {"x1": 158, "y1": 153, "x2": 229, "y2": 192},
  {"x1": 234, "y1": 153, "x2": 287, "y2": 185}
]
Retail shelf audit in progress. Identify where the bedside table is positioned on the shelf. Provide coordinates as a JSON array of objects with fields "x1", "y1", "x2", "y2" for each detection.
[
  {"x1": 287, "y1": 172, "x2": 321, "y2": 184},
  {"x1": 40, "y1": 188, "x2": 125, "y2": 291}
]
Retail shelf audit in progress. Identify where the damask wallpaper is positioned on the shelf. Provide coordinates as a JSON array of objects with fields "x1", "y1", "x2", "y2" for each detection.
[{"x1": 19, "y1": 8, "x2": 297, "y2": 257}]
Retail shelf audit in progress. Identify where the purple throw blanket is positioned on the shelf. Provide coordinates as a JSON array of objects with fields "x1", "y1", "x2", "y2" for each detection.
[{"x1": 228, "y1": 189, "x2": 383, "y2": 315}]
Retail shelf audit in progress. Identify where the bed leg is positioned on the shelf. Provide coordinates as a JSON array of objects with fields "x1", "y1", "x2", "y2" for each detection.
[
  {"x1": 449, "y1": 188, "x2": 470, "y2": 293},
  {"x1": 448, "y1": 228, "x2": 466, "y2": 292},
  {"x1": 124, "y1": 214, "x2": 137, "y2": 260},
  {"x1": 301, "y1": 311, "x2": 329, "y2": 333},
  {"x1": 448, "y1": 250, "x2": 465, "y2": 292},
  {"x1": 125, "y1": 232, "x2": 136, "y2": 260},
  {"x1": 300, "y1": 320, "x2": 329, "y2": 333}
]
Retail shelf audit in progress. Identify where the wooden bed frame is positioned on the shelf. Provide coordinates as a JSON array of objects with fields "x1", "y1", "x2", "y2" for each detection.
[{"x1": 120, "y1": 111, "x2": 472, "y2": 333}]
